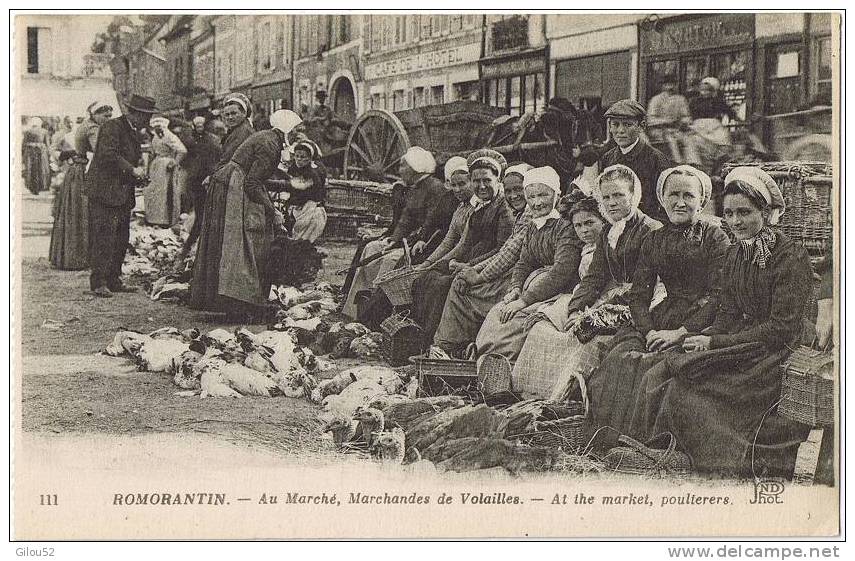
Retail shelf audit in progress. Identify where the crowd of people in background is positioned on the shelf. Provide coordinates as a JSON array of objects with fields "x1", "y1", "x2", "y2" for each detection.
[{"x1": 22, "y1": 74, "x2": 834, "y2": 479}]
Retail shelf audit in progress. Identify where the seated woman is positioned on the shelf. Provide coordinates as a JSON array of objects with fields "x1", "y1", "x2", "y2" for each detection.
[
  {"x1": 630, "y1": 167, "x2": 812, "y2": 477},
  {"x1": 475, "y1": 166, "x2": 583, "y2": 361},
  {"x1": 410, "y1": 150, "x2": 515, "y2": 344},
  {"x1": 341, "y1": 146, "x2": 455, "y2": 319},
  {"x1": 587, "y1": 164, "x2": 730, "y2": 439},
  {"x1": 268, "y1": 140, "x2": 328, "y2": 242},
  {"x1": 513, "y1": 164, "x2": 663, "y2": 400},
  {"x1": 430, "y1": 163, "x2": 532, "y2": 357}
]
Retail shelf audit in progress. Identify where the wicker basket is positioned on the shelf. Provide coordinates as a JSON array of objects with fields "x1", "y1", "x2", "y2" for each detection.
[
  {"x1": 779, "y1": 345, "x2": 835, "y2": 427},
  {"x1": 720, "y1": 162, "x2": 833, "y2": 260},
  {"x1": 411, "y1": 356, "x2": 479, "y2": 397},
  {"x1": 325, "y1": 182, "x2": 371, "y2": 213},
  {"x1": 321, "y1": 212, "x2": 370, "y2": 241},
  {"x1": 325, "y1": 180, "x2": 393, "y2": 218},
  {"x1": 476, "y1": 353, "x2": 513, "y2": 395},
  {"x1": 374, "y1": 239, "x2": 420, "y2": 306},
  {"x1": 380, "y1": 311, "x2": 425, "y2": 366},
  {"x1": 603, "y1": 433, "x2": 693, "y2": 477},
  {"x1": 516, "y1": 370, "x2": 590, "y2": 452}
]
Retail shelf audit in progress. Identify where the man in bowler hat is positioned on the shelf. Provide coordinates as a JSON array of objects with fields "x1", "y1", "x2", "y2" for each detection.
[{"x1": 85, "y1": 94, "x2": 157, "y2": 297}]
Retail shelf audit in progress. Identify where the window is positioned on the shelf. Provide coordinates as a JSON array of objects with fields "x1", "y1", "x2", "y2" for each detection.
[
  {"x1": 26, "y1": 26, "x2": 52, "y2": 75},
  {"x1": 413, "y1": 87, "x2": 425, "y2": 108},
  {"x1": 765, "y1": 43, "x2": 802, "y2": 115},
  {"x1": 330, "y1": 15, "x2": 351, "y2": 47},
  {"x1": 483, "y1": 73, "x2": 545, "y2": 115},
  {"x1": 450, "y1": 15, "x2": 463, "y2": 33},
  {"x1": 26, "y1": 27, "x2": 38, "y2": 73},
  {"x1": 393, "y1": 89, "x2": 406, "y2": 111},
  {"x1": 430, "y1": 85, "x2": 445, "y2": 105},
  {"x1": 644, "y1": 50, "x2": 748, "y2": 123},
  {"x1": 453, "y1": 80, "x2": 479, "y2": 101},
  {"x1": 259, "y1": 22, "x2": 272, "y2": 71},
  {"x1": 395, "y1": 15, "x2": 408, "y2": 45},
  {"x1": 815, "y1": 36, "x2": 833, "y2": 103}
]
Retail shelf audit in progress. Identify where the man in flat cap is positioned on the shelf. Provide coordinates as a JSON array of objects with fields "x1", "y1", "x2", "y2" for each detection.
[
  {"x1": 599, "y1": 98, "x2": 672, "y2": 221},
  {"x1": 85, "y1": 93, "x2": 156, "y2": 297}
]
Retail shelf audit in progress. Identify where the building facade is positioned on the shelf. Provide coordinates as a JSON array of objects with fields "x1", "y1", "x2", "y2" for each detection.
[
  {"x1": 293, "y1": 14, "x2": 363, "y2": 122},
  {"x1": 17, "y1": 14, "x2": 120, "y2": 119},
  {"x1": 189, "y1": 16, "x2": 216, "y2": 114},
  {"x1": 480, "y1": 14, "x2": 549, "y2": 116},
  {"x1": 251, "y1": 15, "x2": 293, "y2": 120},
  {"x1": 362, "y1": 14, "x2": 482, "y2": 112},
  {"x1": 547, "y1": 14, "x2": 638, "y2": 113},
  {"x1": 159, "y1": 15, "x2": 195, "y2": 115}
]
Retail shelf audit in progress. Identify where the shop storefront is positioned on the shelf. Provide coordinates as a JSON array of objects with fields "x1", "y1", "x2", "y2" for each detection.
[
  {"x1": 639, "y1": 13, "x2": 755, "y2": 123},
  {"x1": 364, "y1": 42, "x2": 481, "y2": 111},
  {"x1": 252, "y1": 79, "x2": 292, "y2": 116},
  {"x1": 480, "y1": 47, "x2": 548, "y2": 116},
  {"x1": 554, "y1": 51, "x2": 632, "y2": 111}
]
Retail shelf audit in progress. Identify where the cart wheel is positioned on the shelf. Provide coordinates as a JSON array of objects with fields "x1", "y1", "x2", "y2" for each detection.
[
  {"x1": 783, "y1": 134, "x2": 832, "y2": 162},
  {"x1": 343, "y1": 109, "x2": 410, "y2": 183}
]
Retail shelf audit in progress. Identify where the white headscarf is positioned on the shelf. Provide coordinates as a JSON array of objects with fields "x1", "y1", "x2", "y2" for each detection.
[
  {"x1": 724, "y1": 166, "x2": 786, "y2": 225},
  {"x1": 402, "y1": 146, "x2": 436, "y2": 175},
  {"x1": 29, "y1": 117, "x2": 43, "y2": 128},
  {"x1": 701, "y1": 76, "x2": 721, "y2": 91},
  {"x1": 594, "y1": 164, "x2": 643, "y2": 248},
  {"x1": 523, "y1": 166, "x2": 562, "y2": 229},
  {"x1": 656, "y1": 165, "x2": 713, "y2": 212},
  {"x1": 270, "y1": 109, "x2": 303, "y2": 137},
  {"x1": 504, "y1": 163, "x2": 533, "y2": 181},
  {"x1": 444, "y1": 156, "x2": 469, "y2": 181},
  {"x1": 149, "y1": 116, "x2": 170, "y2": 129}
]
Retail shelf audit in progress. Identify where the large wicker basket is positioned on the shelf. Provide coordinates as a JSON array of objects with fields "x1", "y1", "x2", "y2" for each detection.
[
  {"x1": 411, "y1": 356, "x2": 479, "y2": 397},
  {"x1": 719, "y1": 161, "x2": 833, "y2": 260},
  {"x1": 380, "y1": 311, "x2": 425, "y2": 366},
  {"x1": 374, "y1": 239, "x2": 420, "y2": 306},
  {"x1": 779, "y1": 345, "x2": 835, "y2": 427},
  {"x1": 516, "y1": 370, "x2": 590, "y2": 453}
]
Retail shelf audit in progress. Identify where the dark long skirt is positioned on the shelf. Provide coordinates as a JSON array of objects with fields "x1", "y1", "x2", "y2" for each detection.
[
  {"x1": 411, "y1": 268, "x2": 454, "y2": 344},
  {"x1": 49, "y1": 161, "x2": 89, "y2": 270},
  {"x1": 24, "y1": 144, "x2": 50, "y2": 195},
  {"x1": 586, "y1": 327, "x2": 674, "y2": 447},
  {"x1": 190, "y1": 162, "x2": 272, "y2": 313},
  {"x1": 645, "y1": 343, "x2": 810, "y2": 477}
]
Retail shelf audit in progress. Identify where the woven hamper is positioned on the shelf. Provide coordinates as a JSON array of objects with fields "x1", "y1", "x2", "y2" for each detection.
[
  {"x1": 516, "y1": 370, "x2": 590, "y2": 453},
  {"x1": 374, "y1": 239, "x2": 420, "y2": 306},
  {"x1": 411, "y1": 357, "x2": 479, "y2": 397},
  {"x1": 779, "y1": 345, "x2": 835, "y2": 427},
  {"x1": 380, "y1": 311, "x2": 425, "y2": 366}
]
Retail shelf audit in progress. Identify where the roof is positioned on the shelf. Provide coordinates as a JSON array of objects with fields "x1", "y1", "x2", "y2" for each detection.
[{"x1": 160, "y1": 15, "x2": 195, "y2": 42}]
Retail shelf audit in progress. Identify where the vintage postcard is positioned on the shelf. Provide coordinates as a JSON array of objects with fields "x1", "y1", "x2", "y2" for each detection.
[{"x1": 10, "y1": 8, "x2": 842, "y2": 541}]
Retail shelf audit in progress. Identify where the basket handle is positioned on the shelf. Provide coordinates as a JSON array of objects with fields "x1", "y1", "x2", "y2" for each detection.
[
  {"x1": 617, "y1": 432, "x2": 677, "y2": 464},
  {"x1": 402, "y1": 238, "x2": 412, "y2": 268},
  {"x1": 560, "y1": 369, "x2": 589, "y2": 417}
]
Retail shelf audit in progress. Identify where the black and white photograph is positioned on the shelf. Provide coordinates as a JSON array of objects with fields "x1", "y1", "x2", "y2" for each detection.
[{"x1": 9, "y1": 8, "x2": 842, "y2": 542}]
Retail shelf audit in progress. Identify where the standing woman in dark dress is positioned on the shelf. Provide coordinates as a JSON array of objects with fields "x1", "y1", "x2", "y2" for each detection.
[
  {"x1": 190, "y1": 110, "x2": 302, "y2": 319},
  {"x1": 588, "y1": 165, "x2": 730, "y2": 438},
  {"x1": 22, "y1": 117, "x2": 51, "y2": 195},
  {"x1": 216, "y1": 93, "x2": 255, "y2": 170},
  {"x1": 50, "y1": 102, "x2": 113, "y2": 270},
  {"x1": 635, "y1": 167, "x2": 812, "y2": 477}
]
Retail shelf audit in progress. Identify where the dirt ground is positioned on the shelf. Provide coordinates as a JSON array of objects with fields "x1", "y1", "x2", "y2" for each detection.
[{"x1": 17, "y1": 192, "x2": 359, "y2": 464}]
